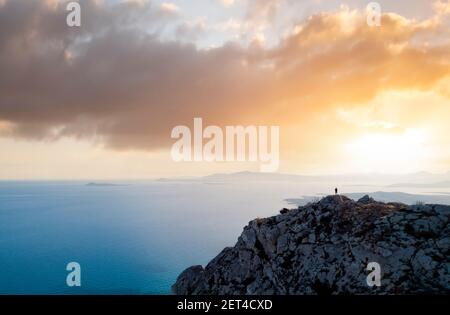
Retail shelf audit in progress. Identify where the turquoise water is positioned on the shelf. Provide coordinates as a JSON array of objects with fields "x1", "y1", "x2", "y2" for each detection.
[
  {"x1": 0, "y1": 181, "x2": 288, "y2": 294},
  {"x1": 2, "y1": 180, "x2": 448, "y2": 294}
]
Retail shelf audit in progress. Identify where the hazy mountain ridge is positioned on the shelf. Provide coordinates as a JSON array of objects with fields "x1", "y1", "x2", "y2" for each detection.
[{"x1": 158, "y1": 171, "x2": 450, "y2": 186}]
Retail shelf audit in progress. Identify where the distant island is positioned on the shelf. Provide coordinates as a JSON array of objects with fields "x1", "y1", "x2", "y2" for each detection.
[
  {"x1": 85, "y1": 182, "x2": 128, "y2": 187},
  {"x1": 389, "y1": 181, "x2": 450, "y2": 188},
  {"x1": 173, "y1": 195, "x2": 450, "y2": 295}
]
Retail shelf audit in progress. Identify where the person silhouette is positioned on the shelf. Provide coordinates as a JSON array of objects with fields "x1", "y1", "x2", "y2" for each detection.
[{"x1": 335, "y1": 187, "x2": 338, "y2": 195}]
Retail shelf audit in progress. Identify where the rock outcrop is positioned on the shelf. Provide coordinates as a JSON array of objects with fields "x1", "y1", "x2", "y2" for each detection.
[{"x1": 172, "y1": 195, "x2": 450, "y2": 295}]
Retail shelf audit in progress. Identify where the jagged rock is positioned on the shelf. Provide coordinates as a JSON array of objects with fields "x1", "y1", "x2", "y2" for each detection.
[
  {"x1": 173, "y1": 265, "x2": 206, "y2": 295},
  {"x1": 358, "y1": 195, "x2": 375, "y2": 204},
  {"x1": 172, "y1": 195, "x2": 450, "y2": 295}
]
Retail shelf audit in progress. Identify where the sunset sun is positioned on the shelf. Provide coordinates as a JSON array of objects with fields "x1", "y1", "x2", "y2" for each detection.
[{"x1": 344, "y1": 129, "x2": 429, "y2": 173}]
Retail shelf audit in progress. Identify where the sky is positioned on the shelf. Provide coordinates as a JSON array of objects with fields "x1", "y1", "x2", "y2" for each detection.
[{"x1": 0, "y1": 0, "x2": 450, "y2": 179}]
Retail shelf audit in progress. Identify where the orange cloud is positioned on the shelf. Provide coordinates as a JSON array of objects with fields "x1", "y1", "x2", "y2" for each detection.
[{"x1": 0, "y1": 0, "x2": 449, "y2": 170}]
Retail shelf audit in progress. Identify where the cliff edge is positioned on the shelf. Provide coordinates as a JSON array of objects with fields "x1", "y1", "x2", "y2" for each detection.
[{"x1": 172, "y1": 195, "x2": 450, "y2": 294}]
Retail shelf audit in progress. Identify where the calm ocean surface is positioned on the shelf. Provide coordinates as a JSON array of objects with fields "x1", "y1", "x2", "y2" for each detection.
[
  {"x1": 1, "y1": 180, "x2": 449, "y2": 294},
  {"x1": 0, "y1": 180, "x2": 296, "y2": 294}
]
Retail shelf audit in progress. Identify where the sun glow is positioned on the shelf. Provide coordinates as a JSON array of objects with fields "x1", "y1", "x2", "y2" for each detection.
[{"x1": 344, "y1": 129, "x2": 429, "y2": 174}]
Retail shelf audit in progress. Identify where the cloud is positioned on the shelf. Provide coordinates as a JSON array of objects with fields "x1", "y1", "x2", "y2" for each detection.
[
  {"x1": 0, "y1": 0, "x2": 449, "y2": 154},
  {"x1": 244, "y1": 0, "x2": 281, "y2": 30},
  {"x1": 221, "y1": 0, "x2": 236, "y2": 8},
  {"x1": 216, "y1": 0, "x2": 282, "y2": 42},
  {"x1": 160, "y1": 2, "x2": 180, "y2": 15},
  {"x1": 434, "y1": 0, "x2": 450, "y2": 16},
  {"x1": 175, "y1": 17, "x2": 208, "y2": 41}
]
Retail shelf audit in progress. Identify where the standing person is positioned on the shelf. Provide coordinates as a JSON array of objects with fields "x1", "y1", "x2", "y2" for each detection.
[{"x1": 335, "y1": 187, "x2": 338, "y2": 195}]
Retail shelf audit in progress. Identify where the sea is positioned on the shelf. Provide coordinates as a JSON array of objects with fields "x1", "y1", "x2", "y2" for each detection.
[{"x1": 1, "y1": 179, "x2": 449, "y2": 294}]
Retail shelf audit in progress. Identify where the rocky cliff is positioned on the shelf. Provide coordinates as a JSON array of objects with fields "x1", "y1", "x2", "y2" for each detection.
[{"x1": 172, "y1": 195, "x2": 450, "y2": 294}]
